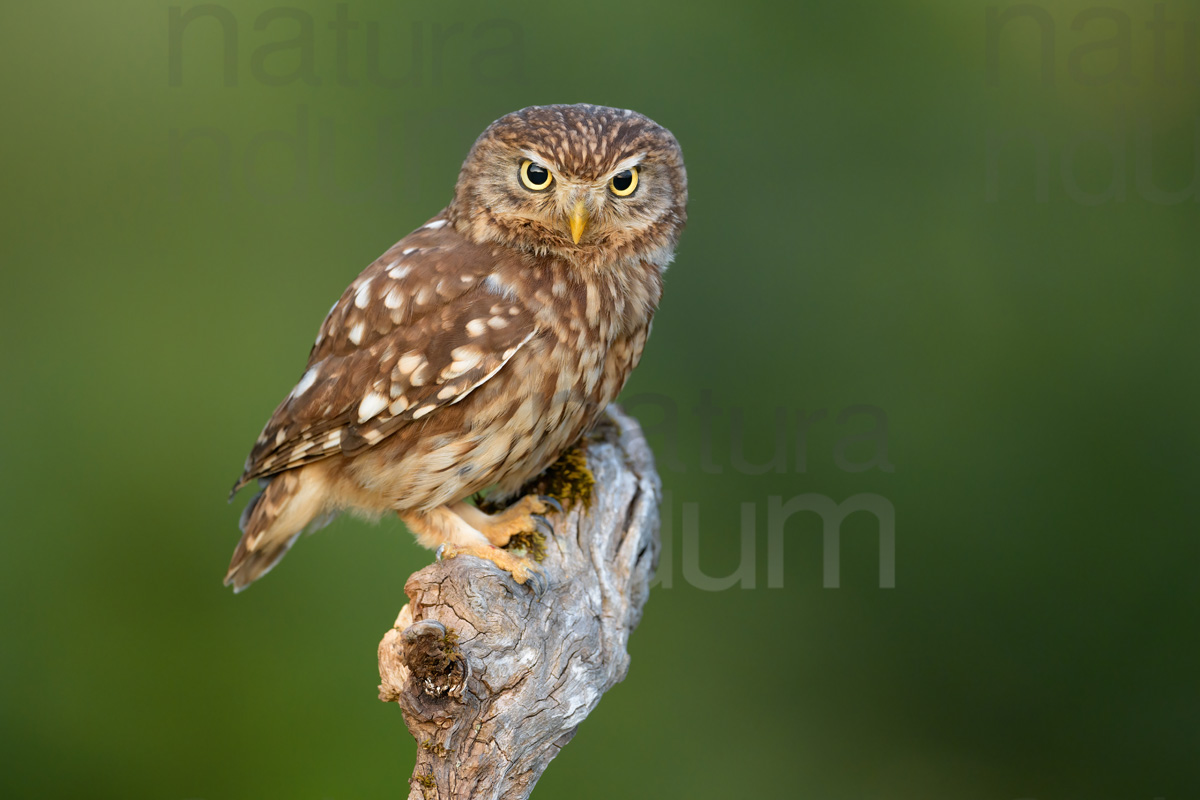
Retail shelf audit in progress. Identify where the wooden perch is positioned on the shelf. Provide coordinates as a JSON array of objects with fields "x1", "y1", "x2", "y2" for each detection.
[{"x1": 378, "y1": 405, "x2": 662, "y2": 799}]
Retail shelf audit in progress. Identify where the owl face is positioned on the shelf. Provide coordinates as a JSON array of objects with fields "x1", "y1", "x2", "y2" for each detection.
[{"x1": 449, "y1": 104, "x2": 687, "y2": 270}]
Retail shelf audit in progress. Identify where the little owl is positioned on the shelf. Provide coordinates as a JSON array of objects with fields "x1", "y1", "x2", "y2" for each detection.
[{"x1": 227, "y1": 104, "x2": 687, "y2": 593}]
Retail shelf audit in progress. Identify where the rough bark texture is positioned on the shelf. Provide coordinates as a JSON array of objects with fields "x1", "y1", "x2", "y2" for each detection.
[{"x1": 378, "y1": 405, "x2": 661, "y2": 800}]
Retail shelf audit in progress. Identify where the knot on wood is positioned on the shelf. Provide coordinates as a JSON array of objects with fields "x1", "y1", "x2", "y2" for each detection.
[{"x1": 400, "y1": 620, "x2": 468, "y2": 699}]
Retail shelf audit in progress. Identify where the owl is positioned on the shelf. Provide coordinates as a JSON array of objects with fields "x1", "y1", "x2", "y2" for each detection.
[{"x1": 226, "y1": 104, "x2": 687, "y2": 593}]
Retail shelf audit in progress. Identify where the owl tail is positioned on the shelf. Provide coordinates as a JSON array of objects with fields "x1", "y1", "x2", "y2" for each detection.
[{"x1": 225, "y1": 470, "x2": 337, "y2": 592}]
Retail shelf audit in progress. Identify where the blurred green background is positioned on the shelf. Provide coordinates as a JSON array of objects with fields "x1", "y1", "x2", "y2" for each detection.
[{"x1": 2, "y1": 0, "x2": 1197, "y2": 797}]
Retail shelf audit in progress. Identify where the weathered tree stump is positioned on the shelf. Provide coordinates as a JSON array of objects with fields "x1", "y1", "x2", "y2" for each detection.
[{"x1": 378, "y1": 405, "x2": 661, "y2": 799}]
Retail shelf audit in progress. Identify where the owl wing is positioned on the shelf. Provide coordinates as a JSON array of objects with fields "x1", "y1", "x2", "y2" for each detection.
[{"x1": 232, "y1": 218, "x2": 538, "y2": 494}]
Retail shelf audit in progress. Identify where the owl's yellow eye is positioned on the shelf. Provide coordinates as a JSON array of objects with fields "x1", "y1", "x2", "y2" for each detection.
[
  {"x1": 609, "y1": 167, "x2": 638, "y2": 197},
  {"x1": 519, "y1": 160, "x2": 553, "y2": 191}
]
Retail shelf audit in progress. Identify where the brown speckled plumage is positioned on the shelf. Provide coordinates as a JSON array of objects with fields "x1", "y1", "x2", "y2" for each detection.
[{"x1": 226, "y1": 104, "x2": 687, "y2": 591}]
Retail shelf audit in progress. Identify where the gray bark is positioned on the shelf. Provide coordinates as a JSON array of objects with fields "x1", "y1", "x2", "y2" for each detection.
[{"x1": 377, "y1": 405, "x2": 661, "y2": 799}]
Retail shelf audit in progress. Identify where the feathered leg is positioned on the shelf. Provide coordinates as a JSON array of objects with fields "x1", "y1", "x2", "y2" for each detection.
[{"x1": 398, "y1": 502, "x2": 552, "y2": 593}]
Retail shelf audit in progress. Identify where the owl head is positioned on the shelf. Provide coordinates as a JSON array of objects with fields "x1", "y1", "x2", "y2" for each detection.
[{"x1": 448, "y1": 104, "x2": 687, "y2": 271}]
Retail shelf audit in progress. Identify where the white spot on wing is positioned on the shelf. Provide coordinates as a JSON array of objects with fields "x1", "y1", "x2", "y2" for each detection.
[
  {"x1": 424, "y1": 220, "x2": 448, "y2": 230},
  {"x1": 357, "y1": 392, "x2": 388, "y2": 423},
  {"x1": 449, "y1": 329, "x2": 538, "y2": 405},
  {"x1": 444, "y1": 345, "x2": 483, "y2": 378},
  {"x1": 348, "y1": 322, "x2": 365, "y2": 345},
  {"x1": 292, "y1": 366, "x2": 319, "y2": 396},
  {"x1": 354, "y1": 279, "x2": 373, "y2": 308},
  {"x1": 484, "y1": 273, "x2": 517, "y2": 301},
  {"x1": 398, "y1": 352, "x2": 425, "y2": 375}
]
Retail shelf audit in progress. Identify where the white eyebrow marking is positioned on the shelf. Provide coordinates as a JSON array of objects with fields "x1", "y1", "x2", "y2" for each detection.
[
  {"x1": 605, "y1": 152, "x2": 646, "y2": 180},
  {"x1": 518, "y1": 149, "x2": 564, "y2": 178}
]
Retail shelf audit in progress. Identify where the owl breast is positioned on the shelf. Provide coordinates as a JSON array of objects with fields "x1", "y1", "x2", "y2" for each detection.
[{"x1": 339, "y1": 258, "x2": 659, "y2": 513}]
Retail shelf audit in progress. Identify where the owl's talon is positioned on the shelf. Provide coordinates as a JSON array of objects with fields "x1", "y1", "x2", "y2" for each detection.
[
  {"x1": 538, "y1": 495, "x2": 564, "y2": 515},
  {"x1": 526, "y1": 566, "x2": 549, "y2": 597},
  {"x1": 530, "y1": 514, "x2": 553, "y2": 537},
  {"x1": 516, "y1": 558, "x2": 548, "y2": 596},
  {"x1": 435, "y1": 543, "x2": 448, "y2": 561}
]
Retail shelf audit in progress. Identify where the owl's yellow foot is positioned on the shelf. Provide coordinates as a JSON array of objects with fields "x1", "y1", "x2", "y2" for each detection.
[
  {"x1": 435, "y1": 543, "x2": 547, "y2": 595},
  {"x1": 452, "y1": 494, "x2": 561, "y2": 548}
]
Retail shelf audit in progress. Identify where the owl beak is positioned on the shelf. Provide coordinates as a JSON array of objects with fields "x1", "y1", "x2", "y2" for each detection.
[{"x1": 567, "y1": 199, "x2": 588, "y2": 244}]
